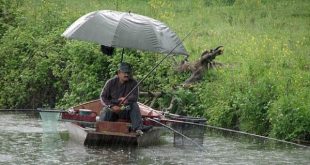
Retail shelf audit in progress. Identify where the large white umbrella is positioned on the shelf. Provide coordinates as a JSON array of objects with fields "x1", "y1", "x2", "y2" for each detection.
[{"x1": 62, "y1": 10, "x2": 188, "y2": 56}]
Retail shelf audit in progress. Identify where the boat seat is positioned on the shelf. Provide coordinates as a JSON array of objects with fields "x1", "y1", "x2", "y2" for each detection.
[
  {"x1": 96, "y1": 121, "x2": 131, "y2": 133},
  {"x1": 116, "y1": 119, "x2": 130, "y2": 123}
]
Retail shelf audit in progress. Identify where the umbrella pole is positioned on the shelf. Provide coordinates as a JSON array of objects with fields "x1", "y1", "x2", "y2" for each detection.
[
  {"x1": 120, "y1": 48, "x2": 125, "y2": 63},
  {"x1": 121, "y1": 30, "x2": 193, "y2": 103}
]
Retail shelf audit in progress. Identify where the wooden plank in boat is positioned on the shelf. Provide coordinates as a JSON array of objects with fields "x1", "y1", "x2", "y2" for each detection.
[
  {"x1": 96, "y1": 121, "x2": 131, "y2": 134},
  {"x1": 61, "y1": 119, "x2": 95, "y2": 125},
  {"x1": 90, "y1": 130, "x2": 137, "y2": 137}
]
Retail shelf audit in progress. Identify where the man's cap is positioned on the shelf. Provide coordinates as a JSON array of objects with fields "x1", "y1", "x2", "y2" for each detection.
[{"x1": 118, "y1": 62, "x2": 132, "y2": 73}]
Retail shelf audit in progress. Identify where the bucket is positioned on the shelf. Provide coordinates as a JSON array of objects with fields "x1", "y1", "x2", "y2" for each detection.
[{"x1": 79, "y1": 109, "x2": 92, "y2": 116}]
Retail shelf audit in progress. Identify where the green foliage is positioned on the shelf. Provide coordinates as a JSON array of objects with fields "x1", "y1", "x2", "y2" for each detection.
[
  {"x1": 0, "y1": 0, "x2": 309, "y2": 142},
  {"x1": 56, "y1": 42, "x2": 111, "y2": 108},
  {"x1": 268, "y1": 72, "x2": 310, "y2": 141},
  {"x1": 238, "y1": 78, "x2": 276, "y2": 136},
  {"x1": 201, "y1": 72, "x2": 242, "y2": 129},
  {"x1": 269, "y1": 91, "x2": 310, "y2": 141},
  {"x1": 0, "y1": 0, "x2": 21, "y2": 39},
  {"x1": 169, "y1": 87, "x2": 204, "y2": 116}
]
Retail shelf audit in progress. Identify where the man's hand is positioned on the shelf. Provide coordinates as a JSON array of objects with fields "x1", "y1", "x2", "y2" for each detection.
[
  {"x1": 111, "y1": 105, "x2": 121, "y2": 113},
  {"x1": 118, "y1": 97, "x2": 128, "y2": 104},
  {"x1": 68, "y1": 108, "x2": 76, "y2": 114}
]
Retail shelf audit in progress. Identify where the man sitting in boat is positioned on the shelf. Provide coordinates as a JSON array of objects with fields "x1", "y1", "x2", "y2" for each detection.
[{"x1": 99, "y1": 62, "x2": 152, "y2": 134}]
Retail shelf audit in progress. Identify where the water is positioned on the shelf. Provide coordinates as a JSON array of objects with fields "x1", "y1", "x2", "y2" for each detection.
[{"x1": 0, "y1": 112, "x2": 309, "y2": 165}]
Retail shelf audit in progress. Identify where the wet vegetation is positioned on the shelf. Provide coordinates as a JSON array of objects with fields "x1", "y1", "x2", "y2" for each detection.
[{"x1": 0, "y1": 0, "x2": 309, "y2": 143}]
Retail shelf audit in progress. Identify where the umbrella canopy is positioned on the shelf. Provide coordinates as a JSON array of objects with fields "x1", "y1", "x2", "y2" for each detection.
[{"x1": 62, "y1": 10, "x2": 188, "y2": 56}]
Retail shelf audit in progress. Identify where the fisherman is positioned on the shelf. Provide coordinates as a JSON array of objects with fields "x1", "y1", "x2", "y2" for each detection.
[{"x1": 99, "y1": 62, "x2": 151, "y2": 134}]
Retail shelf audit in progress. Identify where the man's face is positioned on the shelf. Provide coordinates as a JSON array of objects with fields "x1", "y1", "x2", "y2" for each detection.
[{"x1": 118, "y1": 71, "x2": 130, "y2": 83}]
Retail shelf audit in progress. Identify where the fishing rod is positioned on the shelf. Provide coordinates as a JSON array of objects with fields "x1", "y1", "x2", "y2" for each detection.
[
  {"x1": 0, "y1": 109, "x2": 37, "y2": 111},
  {"x1": 0, "y1": 108, "x2": 68, "y2": 113},
  {"x1": 121, "y1": 30, "x2": 193, "y2": 104},
  {"x1": 147, "y1": 117, "x2": 205, "y2": 152},
  {"x1": 37, "y1": 109, "x2": 67, "y2": 113},
  {"x1": 160, "y1": 118, "x2": 310, "y2": 148}
]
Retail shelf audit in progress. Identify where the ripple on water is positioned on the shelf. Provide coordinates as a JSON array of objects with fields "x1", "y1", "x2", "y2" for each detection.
[
  {"x1": 0, "y1": 113, "x2": 43, "y2": 133},
  {"x1": 0, "y1": 154, "x2": 14, "y2": 163}
]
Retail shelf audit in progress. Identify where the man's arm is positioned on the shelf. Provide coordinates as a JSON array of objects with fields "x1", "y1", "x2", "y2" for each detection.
[
  {"x1": 100, "y1": 80, "x2": 113, "y2": 106},
  {"x1": 101, "y1": 79, "x2": 122, "y2": 113}
]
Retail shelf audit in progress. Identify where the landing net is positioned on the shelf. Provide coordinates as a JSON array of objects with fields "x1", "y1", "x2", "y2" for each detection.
[{"x1": 39, "y1": 111, "x2": 61, "y2": 133}]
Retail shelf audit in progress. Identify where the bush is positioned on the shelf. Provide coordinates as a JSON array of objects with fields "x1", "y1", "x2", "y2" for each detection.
[
  {"x1": 269, "y1": 93, "x2": 310, "y2": 141},
  {"x1": 239, "y1": 78, "x2": 276, "y2": 136},
  {"x1": 268, "y1": 73, "x2": 310, "y2": 141}
]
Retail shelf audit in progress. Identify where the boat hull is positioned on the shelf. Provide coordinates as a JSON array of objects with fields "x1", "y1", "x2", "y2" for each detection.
[{"x1": 65, "y1": 122, "x2": 163, "y2": 147}]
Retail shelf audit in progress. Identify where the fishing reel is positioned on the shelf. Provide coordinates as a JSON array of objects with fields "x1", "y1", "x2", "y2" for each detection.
[{"x1": 120, "y1": 104, "x2": 131, "y2": 111}]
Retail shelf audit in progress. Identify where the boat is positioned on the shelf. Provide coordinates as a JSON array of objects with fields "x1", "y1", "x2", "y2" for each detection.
[
  {"x1": 61, "y1": 99, "x2": 167, "y2": 146},
  {"x1": 61, "y1": 99, "x2": 207, "y2": 147}
]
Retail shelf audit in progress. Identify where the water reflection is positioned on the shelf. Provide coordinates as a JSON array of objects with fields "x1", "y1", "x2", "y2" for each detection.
[{"x1": 0, "y1": 112, "x2": 309, "y2": 165}]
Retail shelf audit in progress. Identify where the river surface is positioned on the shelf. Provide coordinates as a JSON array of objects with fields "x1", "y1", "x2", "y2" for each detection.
[{"x1": 0, "y1": 112, "x2": 309, "y2": 165}]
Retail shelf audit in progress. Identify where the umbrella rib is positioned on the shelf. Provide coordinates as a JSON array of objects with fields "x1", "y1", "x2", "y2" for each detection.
[
  {"x1": 110, "y1": 12, "x2": 128, "y2": 47},
  {"x1": 145, "y1": 19, "x2": 162, "y2": 53}
]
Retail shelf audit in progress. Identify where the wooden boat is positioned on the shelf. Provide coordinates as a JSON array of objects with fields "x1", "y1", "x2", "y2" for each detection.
[
  {"x1": 61, "y1": 99, "x2": 207, "y2": 147},
  {"x1": 61, "y1": 99, "x2": 166, "y2": 147}
]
